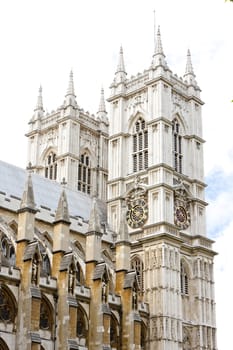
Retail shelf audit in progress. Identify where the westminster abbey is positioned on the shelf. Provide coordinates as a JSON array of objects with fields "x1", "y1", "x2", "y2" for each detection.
[{"x1": 0, "y1": 27, "x2": 217, "y2": 349}]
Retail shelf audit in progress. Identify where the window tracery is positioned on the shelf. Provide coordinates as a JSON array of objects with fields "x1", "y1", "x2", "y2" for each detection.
[
  {"x1": 76, "y1": 306, "x2": 88, "y2": 342},
  {"x1": 180, "y1": 261, "x2": 189, "y2": 295},
  {"x1": 45, "y1": 151, "x2": 57, "y2": 180},
  {"x1": 110, "y1": 314, "x2": 119, "y2": 349},
  {"x1": 0, "y1": 286, "x2": 16, "y2": 323},
  {"x1": 131, "y1": 256, "x2": 144, "y2": 292},
  {"x1": 40, "y1": 297, "x2": 52, "y2": 331},
  {"x1": 78, "y1": 153, "x2": 91, "y2": 194},
  {"x1": 0, "y1": 338, "x2": 10, "y2": 350},
  {"x1": 0, "y1": 234, "x2": 15, "y2": 267},
  {"x1": 76, "y1": 262, "x2": 84, "y2": 285},
  {"x1": 172, "y1": 119, "x2": 183, "y2": 173},
  {"x1": 132, "y1": 118, "x2": 148, "y2": 172},
  {"x1": 41, "y1": 254, "x2": 51, "y2": 277}
]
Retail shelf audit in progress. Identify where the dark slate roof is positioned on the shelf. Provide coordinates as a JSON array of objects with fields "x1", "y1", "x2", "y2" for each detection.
[
  {"x1": 93, "y1": 262, "x2": 107, "y2": 280},
  {"x1": 0, "y1": 160, "x2": 106, "y2": 223},
  {"x1": 60, "y1": 253, "x2": 75, "y2": 271},
  {"x1": 124, "y1": 270, "x2": 137, "y2": 289},
  {"x1": 23, "y1": 241, "x2": 40, "y2": 261}
]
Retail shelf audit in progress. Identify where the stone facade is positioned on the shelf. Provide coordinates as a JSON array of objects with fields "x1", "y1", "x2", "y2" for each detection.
[{"x1": 0, "y1": 27, "x2": 217, "y2": 350}]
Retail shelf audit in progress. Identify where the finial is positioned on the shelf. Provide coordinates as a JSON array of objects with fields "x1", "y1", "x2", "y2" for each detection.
[
  {"x1": 61, "y1": 177, "x2": 67, "y2": 187},
  {"x1": 88, "y1": 197, "x2": 102, "y2": 233},
  {"x1": 116, "y1": 46, "x2": 126, "y2": 74},
  {"x1": 184, "y1": 49, "x2": 195, "y2": 76},
  {"x1": 97, "y1": 87, "x2": 109, "y2": 125},
  {"x1": 98, "y1": 87, "x2": 106, "y2": 113},
  {"x1": 118, "y1": 200, "x2": 129, "y2": 242},
  {"x1": 154, "y1": 26, "x2": 164, "y2": 55},
  {"x1": 20, "y1": 173, "x2": 36, "y2": 211},
  {"x1": 64, "y1": 70, "x2": 78, "y2": 108},
  {"x1": 55, "y1": 189, "x2": 70, "y2": 223},
  {"x1": 26, "y1": 162, "x2": 33, "y2": 173},
  {"x1": 34, "y1": 85, "x2": 44, "y2": 112},
  {"x1": 66, "y1": 70, "x2": 75, "y2": 96},
  {"x1": 153, "y1": 10, "x2": 156, "y2": 54}
]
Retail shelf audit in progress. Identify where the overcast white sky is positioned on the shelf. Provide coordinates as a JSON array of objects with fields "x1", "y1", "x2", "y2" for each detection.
[{"x1": 0, "y1": 0, "x2": 232, "y2": 347}]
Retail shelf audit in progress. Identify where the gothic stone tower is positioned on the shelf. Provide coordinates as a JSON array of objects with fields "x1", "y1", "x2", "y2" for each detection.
[
  {"x1": 26, "y1": 73, "x2": 109, "y2": 200},
  {"x1": 108, "y1": 29, "x2": 217, "y2": 349}
]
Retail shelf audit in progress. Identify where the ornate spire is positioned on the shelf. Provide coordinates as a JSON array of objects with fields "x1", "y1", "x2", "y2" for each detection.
[
  {"x1": 113, "y1": 46, "x2": 127, "y2": 86},
  {"x1": 151, "y1": 26, "x2": 167, "y2": 68},
  {"x1": 154, "y1": 26, "x2": 164, "y2": 55},
  {"x1": 64, "y1": 70, "x2": 77, "y2": 107},
  {"x1": 98, "y1": 87, "x2": 106, "y2": 113},
  {"x1": 55, "y1": 189, "x2": 70, "y2": 223},
  {"x1": 88, "y1": 197, "x2": 102, "y2": 233},
  {"x1": 34, "y1": 85, "x2": 44, "y2": 111},
  {"x1": 20, "y1": 173, "x2": 36, "y2": 211},
  {"x1": 116, "y1": 46, "x2": 126, "y2": 74},
  {"x1": 66, "y1": 70, "x2": 75, "y2": 96},
  {"x1": 32, "y1": 86, "x2": 44, "y2": 120},
  {"x1": 97, "y1": 87, "x2": 108, "y2": 125},
  {"x1": 118, "y1": 201, "x2": 129, "y2": 242},
  {"x1": 184, "y1": 49, "x2": 195, "y2": 76}
]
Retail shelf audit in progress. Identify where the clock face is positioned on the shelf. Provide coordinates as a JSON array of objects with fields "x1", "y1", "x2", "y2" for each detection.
[
  {"x1": 126, "y1": 198, "x2": 148, "y2": 228},
  {"x1": 174, "y1": 206, "x2": 190, "y2": 229},
  {"x1": 175, "y1": 206, "x2": 187, "y2": 223}
]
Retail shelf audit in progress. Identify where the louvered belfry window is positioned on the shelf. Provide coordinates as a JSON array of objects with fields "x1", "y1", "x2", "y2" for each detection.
[
  {"x1": 78, "y1": 153, "x2": 91, "y2": 194},
  {"x1": 132, "y1": 118, "x2": 148, "y2": 172}
]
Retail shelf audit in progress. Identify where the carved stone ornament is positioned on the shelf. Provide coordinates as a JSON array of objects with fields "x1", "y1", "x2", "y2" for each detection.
[
  {"x1": 126, "y1": 176, "x2": 148, "y2": 229},
  {"x1": 174, "y1": 184, "x2": 191, "y2": 230}
]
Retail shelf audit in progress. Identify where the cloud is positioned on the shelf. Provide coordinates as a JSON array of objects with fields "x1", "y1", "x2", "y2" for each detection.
[{"x1": 206, "y1": 169, "x2": 233, "y2": 237}]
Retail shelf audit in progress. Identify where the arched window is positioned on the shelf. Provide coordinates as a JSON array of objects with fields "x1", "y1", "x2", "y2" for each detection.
[
  {"x1": 132, "y1": 118, "x2": 148, "y2": 172},
  {"x1": 0, "y1": 286, "x2": 16, "y2": 323},
  {"x1": 141, "y1": 322, "x2": 147, "y2": 350},
  {"x1": 78, "y1": 153, "x2": 91, "y2": 194},
  {"x1": 0, "y1": 234, "x2": 15, "y2": 267},
  {"x1": 172, "y1": 119, "x2": 183, "y2": 173},
  {"x1": 180, "y1": 261, "x2": 189, "y2": 295},
  {"x1": 110, "y1": 314, "x2": 120, "y2": 349},
  {"x1": 45, "y1": 151, "x2": 57, "y2": 180},
  {"x1": 76, "y1": 262, "x2": 84, "y2": 285},
  {"x1": 0, "y1": 338, "x2": 10, "y2": 350},
  {"x1": 41, "y1": 254, "x2": 51, "y2": 277},
  {"x1": 40, "y1": 297, "x2": 52, "y2": 331},
  {"x1": 76, "y1": 306, "x2": 88, "y2": 343},
  {"x1": 131, "y1": 257, "x2": 144, "y2": 292}
]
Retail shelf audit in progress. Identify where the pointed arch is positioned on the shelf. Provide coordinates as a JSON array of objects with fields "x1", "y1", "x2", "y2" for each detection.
[
  {"x1": 130, "y1": 116, "x2": 148, "y2": 173},
  {"x1": 131, "y1": 255, "x2": 144, "y2": 292},
  {"x1": 128, "y1": 109, "x2": 149, "y2": 132},
  {"x1": 172, "y1": 112, "x2": 188, "y2": 135},
  {"x1": 141, "y1": 320, "x2": 148, "y2": 350},
  {"x1": 110, "y1": 312, "x2": 120, "y2": 349},
  {"x1": 0, "y1": 232, "x2": 16, "y2": 267},
  {"x1": 180, "y1": 258, "x2": 191, "y2": 295},
  {"x1": 40, "y1": 254, "x2": 51, "y2": 277},
  {"x1": 0, "y1": 338, "x2": 10, "y2": 350},
  {"x1": 40, "y1": 295, "x2": 54, "y2": 332},
  {"x1": 0, "y1": 284, "x2": 17, "y2": 324},
  {"x1": 78, "y1": 148, "x2": 92, "y2": 194},
  {"x1": 76, "y1": 304, "x2": 88, "y2": 345},
  {"x1": 76, "y1": 261, "x2": 84, "y2": 285},
  {"x1": 172, "y1": 117, "x2": 183, "y2": 173}
]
